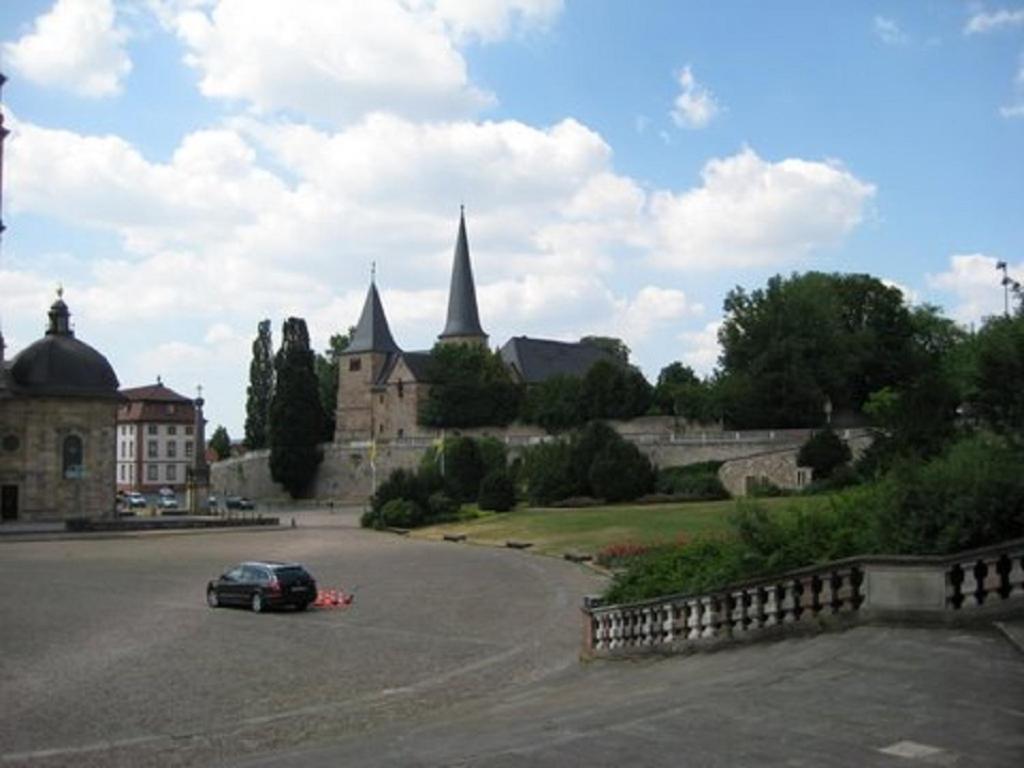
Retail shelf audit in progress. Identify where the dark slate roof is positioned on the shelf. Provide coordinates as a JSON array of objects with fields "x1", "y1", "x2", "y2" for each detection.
[
  {"x1": 499, "y1": 336, "x2": 618, "y2": 384},
  {"x1": 400, "y1": 351, "x2": 433, "y2": 381},
  {"x1": 6, "y1": 296, "x2": 121, "y2": 399},
  {"x1": 377, "y1": 350, "x2": 432, "y2": 385},
  {"x1": 439, "y1": 210, "x2": 486, "y2": 340},
  {"x1": 348, "y1": 282, "x2": 400, "y2": 354}
]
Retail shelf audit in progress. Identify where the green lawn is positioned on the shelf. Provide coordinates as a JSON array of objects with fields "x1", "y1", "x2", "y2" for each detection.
[{"x1": 412, "y1": 496, "x2": 826, "y2": 557}]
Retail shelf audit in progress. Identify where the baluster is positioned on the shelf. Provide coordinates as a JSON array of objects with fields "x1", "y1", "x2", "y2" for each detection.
[
  {"x1": 781, "y1": 580, "x2": 799, "y2": 624},
  {"x1": 965, "y1": 560, "x2": 986, "y2": 608},
  {"x1": 687, "y1": 598, "x2": 703, "y2": 640},
  {"x1": 612, "y1": 611, "x2": 624, "y2": 649},
  {"x1": 763, "y1": 585, "x2": 780, "y2": 627},
  {"x1": 748, "y1": 587, "x2": 764, "y2": 630},
  {"x1": 731, "y1": 590, "x2": 747, "y2": 636},
  {"x1": 700, "y1": 596, "x2": 719, "y2": 638},
  {"x1": 596, "y1": 614, "x2": 609, "y2": 651},
  {"x1": 982, "y1": 556, "x2": 1003, "y2": 602},
  {"x1": 831, "y1": 570, "x2": 852, "y2": 614},
  {"x1": 1008, "y1": 554, "x2": 1024, "y2": 599},
  {"x1": 799, "y1": 575, "x2": 818, "y2": 623},
  {"x1": 662, "y1": 603, "x2": 676, "y2": 644},
  {"x1": 641, "y1": 607, "x2": 654, "y2": 646}
]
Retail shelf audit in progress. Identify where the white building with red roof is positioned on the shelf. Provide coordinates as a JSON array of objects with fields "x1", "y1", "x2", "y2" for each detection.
[{"x1": 116, "y1": 379, "x2": 198, "y2": 494}]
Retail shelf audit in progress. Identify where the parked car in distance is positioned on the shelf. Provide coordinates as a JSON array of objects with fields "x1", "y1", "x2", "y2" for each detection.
[
  {"x1": 158, "y1": 495, "x2": 178, "y2": 510},
  {"x1": 225, "y1": 496, "x2": 255, "y2": 510},
  {"x1": 206, "y1": 561, "x2": 317, "y2": 612},
  {"x1": 126, "y1": 492, "x2": 147, "y2": 508}
]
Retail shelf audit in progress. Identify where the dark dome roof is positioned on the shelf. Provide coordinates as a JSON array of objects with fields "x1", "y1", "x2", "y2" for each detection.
[
  {"x1": 8, "y1": 295, "x2": 120, "y2": 399},
  {"x1": 10, "y1": 334, "x2": 120, "y2": 398}
]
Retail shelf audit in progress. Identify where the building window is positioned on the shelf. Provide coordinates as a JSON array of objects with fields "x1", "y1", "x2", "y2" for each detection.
[
  {"x1": 120, "y1": 465, "x2": 126, "y2": 481},
  {"x1": 167, "y1": 405, "x2": 176, "y2": 414},
  {"x1": 167, "y1": 464, "x2": 177, "y2": 482},
  {"x1": 168, "y1": 425, "x2": 177, "y2": 436},
  {"x1": 148, "y1": 440, "x2": 158, "y2": 458},
  {"x1": 397, "y1": 428, "x2": 404, "y2": 438},
  {"x1": 185, "y1": 426, "x2": 194, "y2": 436},
  {"x1": 62, "y1": 435, "x2": 84, "y2": 478},
  {"x1": 397, "y1": 379, "x2": 404, "y2": 398},
  {"x1": 349, "y1": 357, "x2": 361, "y2": 372},
  {"x1": 167, "y1": 441, "x2": 177, "y2": 459},
  {"x1": 147, "y1": 465, "x2": 158, "y2": 481},
  {"x1": 379, "y1": 395, "x2": 384, "y2": 404},
  {"x1": 148, "y1": 425, "x2": 158, "y2": 435},
  {"x1": 796, "y1": 469, "x2": 811, "y2": 487},
  {"x1": 185, "y1": 441, "x2": 194, "y2": 459},
  {"x1": 120, "y1": 442, "x2": 126, "y2": 458},
  {"x1": 3, "y1": 434, "x2": 20, "y2": 452}
]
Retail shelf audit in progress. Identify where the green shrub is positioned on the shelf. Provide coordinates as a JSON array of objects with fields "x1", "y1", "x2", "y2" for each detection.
[
  {"x1": 604, "y1": 537, "x2": 751, "y2": 604},
  {"x1": 427, "y1": 491, "x2": 461, "y2": 522},
  {"x1": 443, "y1": 436, "x2": 485, "y2": 502},
  {"x1": 876, "y1": 433, "x2": 1024, "y2": 554},
  {"x1": 377, "y1": 498, "x2": 425, "y2": 528},
  {"x1": 477, "y1": 437, "x2": 509, "y2": 478},
  {"x1": 588, "y1": 439, "x2": 655, "y2": 502},
  {"x1": 656, "y1": 465, "x2": 729, "y2": 500},
  {"x1": 797, "y1": 429, "x2": 852, "y2": 480},
  {"x1": 478, "y1": 469, "x2": 516, "y2": 512},
  {"x1": 522, "y1": 440, "x2": 577, "y2": 505}
]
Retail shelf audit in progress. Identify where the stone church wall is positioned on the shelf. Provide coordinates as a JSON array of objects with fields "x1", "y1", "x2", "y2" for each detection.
[{"x1": 0, "y1": 397, "x2": 118, "y2": 520}]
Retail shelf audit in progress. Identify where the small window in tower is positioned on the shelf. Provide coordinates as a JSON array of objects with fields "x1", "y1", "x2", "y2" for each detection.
[
  {"x1": 349, "y1": 358, "x2": 362, "y2": 372},
  {"x1": 379, "y1": 395, "x2": 384, "y2": 404},
  {"x1": 397, "y1": 379, "x2": 404, "y2": 398}
]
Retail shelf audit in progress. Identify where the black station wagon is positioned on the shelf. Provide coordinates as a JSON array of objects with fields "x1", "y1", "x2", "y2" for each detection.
[{"x1": 206, "y1": 561, "x2": 318, "y2": 613}]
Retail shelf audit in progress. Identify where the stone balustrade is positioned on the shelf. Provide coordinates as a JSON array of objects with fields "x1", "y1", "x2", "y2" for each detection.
[{"x1": 583, "y1": 539, "x2": 1024, "y2": 658}]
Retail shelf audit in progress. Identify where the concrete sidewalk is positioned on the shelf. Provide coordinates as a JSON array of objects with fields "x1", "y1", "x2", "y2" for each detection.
[{"x1": 239, "y1": 625, "x2": 1024, "y2": 767}]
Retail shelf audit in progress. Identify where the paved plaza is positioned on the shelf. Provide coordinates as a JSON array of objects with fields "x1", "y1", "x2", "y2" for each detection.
[{"x1": 1, "y1": 509, "x2": 1022, "y2": 767}]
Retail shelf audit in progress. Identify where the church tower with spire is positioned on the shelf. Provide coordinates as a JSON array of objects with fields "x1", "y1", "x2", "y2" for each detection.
[
  {"x1": 334, "y1": 272, "x2": 402, "y2": 442},
  {"x1": 438, "y1": 207, "x2": 488, "y2": 347}
]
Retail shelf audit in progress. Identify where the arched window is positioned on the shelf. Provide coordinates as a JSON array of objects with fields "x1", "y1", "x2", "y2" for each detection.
[{"x1": 63, "y1": 435, "x2": 83, "y2": 478}]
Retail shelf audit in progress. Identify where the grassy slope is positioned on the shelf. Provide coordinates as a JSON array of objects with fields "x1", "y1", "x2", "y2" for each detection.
[{"x1": 411, "y1": 496, "x2": 825, "y2": 557}]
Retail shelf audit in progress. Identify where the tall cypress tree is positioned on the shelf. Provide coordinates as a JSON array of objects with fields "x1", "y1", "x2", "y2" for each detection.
[
  {"x1": 244, "y1": 320, "x2": 275, "y2": 450},
  {"x1": 269, "y1": 317, "x2": 324, "y2": 497}
]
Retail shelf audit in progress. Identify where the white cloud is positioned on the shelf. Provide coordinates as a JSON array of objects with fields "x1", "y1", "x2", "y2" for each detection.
[
  {"x1": 670, "y1": 66, "x2": 720, "y2": 129},
  {"x1": 927, "y1": 253, "x2": 1024, "y2": 323},
  {"x1": 430, "y1": 0, "x2": 563, "y2": 43},
  {"x1": 964, "y1": 8, "x2": 1024, "y2": 34},
  {"x1": 874, "y1": 16, "x2": 910, "y2": 45},
  {"x1": 649, "y1": 147, "x2": 875, "y2": 270},
  {"x1": 613, "y1": 286, "x2": 698, "y2": 343},
  {"x1": 3, "y1": 0, "x2": 132, "y2": 97},
  {"x1": 677, "y1": 321, "x2": 721, "y2": 376},
  {"x1": 162, "y1": 0, "x2": 504, "y2": 123}
]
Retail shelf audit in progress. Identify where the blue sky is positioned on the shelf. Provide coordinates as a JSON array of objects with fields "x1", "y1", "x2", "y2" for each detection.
[{"x1": 0, "y1": 0, "x2": 1022, "y2": 437}]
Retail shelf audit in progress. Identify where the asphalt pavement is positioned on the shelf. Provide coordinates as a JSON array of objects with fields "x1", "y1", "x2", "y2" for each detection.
[{"x1": 1, "y1": 508, "x2": 1021, "y2": 767}]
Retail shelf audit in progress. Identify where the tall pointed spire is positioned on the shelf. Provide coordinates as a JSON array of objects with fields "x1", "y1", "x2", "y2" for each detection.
[
  {"x1": 439, "y1": 207, "x2": 487, "y2": 343},
  {"x1": 347, "y1": 275, "x2": 400, "y2": 354}
]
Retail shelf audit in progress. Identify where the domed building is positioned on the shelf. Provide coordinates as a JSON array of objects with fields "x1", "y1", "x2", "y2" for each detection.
[{"x1": 0, "y1": 292, "x2": 121, "y2": 521}]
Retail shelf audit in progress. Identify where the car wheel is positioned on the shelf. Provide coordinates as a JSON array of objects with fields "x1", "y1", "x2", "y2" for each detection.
[
  {"x1": 251, "y1": 592, "x2": 263, "y2": 613},
  {"x1": 206, "y1": 589, "x2": 219, "y2": 608}
]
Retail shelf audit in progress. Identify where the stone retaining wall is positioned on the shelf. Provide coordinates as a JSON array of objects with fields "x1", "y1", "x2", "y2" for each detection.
[
  {"x1": 212, "y1": 426, "x2": 861, "y2": 504},
  {"x1": 582, "y1": 539, "x2": 1024, "y2": 658}
]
